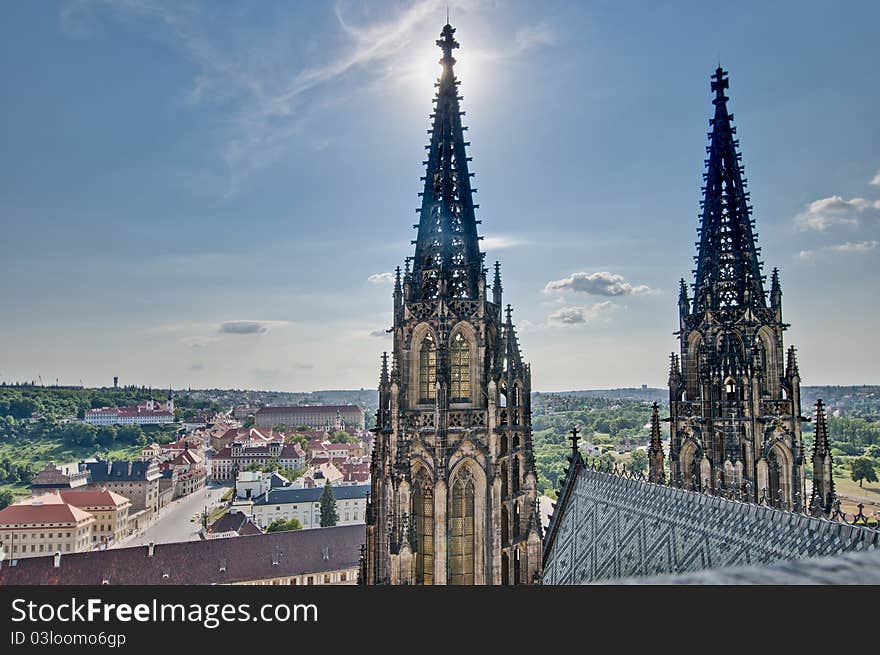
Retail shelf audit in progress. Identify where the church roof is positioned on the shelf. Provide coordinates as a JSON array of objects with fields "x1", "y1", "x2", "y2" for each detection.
[{"x1": 542, "y1": 464, "x2": 879, "y2": 584}]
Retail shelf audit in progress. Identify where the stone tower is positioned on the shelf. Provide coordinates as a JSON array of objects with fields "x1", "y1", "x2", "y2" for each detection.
[
  {"x1": 648, "y1": 402, "x2": 665, "y2": 483},
  {"x1": 364, "y1": 23, "x2": 542, "y2": 585},
  {"x1": 667, "y1": 68, "x2": 806, "y2": 509}
]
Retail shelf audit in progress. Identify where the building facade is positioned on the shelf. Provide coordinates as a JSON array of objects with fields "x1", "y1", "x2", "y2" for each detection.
[
  {"x1": 82, "y1": 460, "x2": 162, "y2": 515},
  {"x1": 254, "y1": 405, "x2": 365, "y2": 431},
  {"x1": 58, "y1": 489, "x2": 131, "y2": 547},
  {"x1": 0, "y1": 495, "x2": 96, "y2": 560},
  {"x1": 251, "y1": 484, "x2": 370, "y2": 530},
  {"x1": 364, "y1": 24, "x2": 542, "y2": 586},
  {"x1": 667, "y1": 68, "x2": 808, "y2": 510},
  {"x1": 83, "y1": 393, "x2": 175, "y2": 426}
]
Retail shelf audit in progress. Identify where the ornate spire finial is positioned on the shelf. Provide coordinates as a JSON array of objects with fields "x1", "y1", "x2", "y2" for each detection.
[
  {"x1": 505, "y1": 303, "x2": 513, "y2": 324},
  {"x1": 437, "y1": 22, "x2": 459, "y2": 64},
  {"x1": 394, "y1": 266, "x2": 402, "y2": 292},
  {"x1": 568, "y1": 426, "x2": 580, "y2": 456},
  {"x1": 711, "y1": 66, "x2": 729, "y2": 105}
]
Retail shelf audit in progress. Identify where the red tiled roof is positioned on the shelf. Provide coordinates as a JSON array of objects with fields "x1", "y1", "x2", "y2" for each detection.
[
  {"x1": 58, "y1": 489, "x2": 130, "y2": 509},
  {"x1": 0, "y1": 497, "x2": 94, "y2": 525}
]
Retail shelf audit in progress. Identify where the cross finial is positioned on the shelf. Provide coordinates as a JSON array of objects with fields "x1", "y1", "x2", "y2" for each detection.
[
  {"x1": 437, "y1": 22, "x2": 459, "y2": 63},
  {"x1": 711, "y1": 66, "x2": 729, "y2": 103},
  {"x1": 569, "y1": 426, "x2": 580, "y2": 455},
  {"x1": 505, "y1": 303, "x2": 513, "y2": 323}
]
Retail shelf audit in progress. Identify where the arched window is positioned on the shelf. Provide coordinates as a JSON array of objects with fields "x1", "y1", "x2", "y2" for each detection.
[
  {"x1": 500, "y1": 461, "x2": 509, "y2": 498},
  {"x1": 412, "y1": 471, "x2": 434, "y2": 585},
  {"x1": 419, "y1": 335, "x2": 437, "y2": 402},
  {"x1": 501, "y1": 504, "x2": 510, "y2": 547},
  {"x1": 450, "y1": 332, "x2": 470, "y2": 401},
  {"x1": 448, "y1": 468, "x2": 476, "y2": 585},
  {"x1": 512, "y1": 456, "x2": 520, "y2": 494}
]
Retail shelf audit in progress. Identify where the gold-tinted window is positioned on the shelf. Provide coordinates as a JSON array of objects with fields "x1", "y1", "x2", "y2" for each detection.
[
  {"x1": 450, "y1": 332, "x2": 470, "y2": 401},
  {"x1": 412, "y1": 471, "x2": 434, "y2": 585},
  {"x1": 448, "y1": 468, "x2": 475, "y2": 585},
  {"x1": 419, "y1": 335, "x2": 437, "y2": 402}
]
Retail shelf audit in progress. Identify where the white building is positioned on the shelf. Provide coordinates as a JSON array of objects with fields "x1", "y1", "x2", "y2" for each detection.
[
  {"x1": 251, "y1": 484, "x2": 370, "y2": 530},
  {"x1": 84, "y1": 397, "x2": 175, "y2": 427}
]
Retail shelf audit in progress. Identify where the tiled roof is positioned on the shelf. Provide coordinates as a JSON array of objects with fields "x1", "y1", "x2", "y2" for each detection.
[
  {"x1": 58, "y1": 489, "x2": 130, "y2": 509},
  {"x1": 84, "y1": 461, "x2": 161, "y2": 483},
  {"x1": 0, "y1": 496, "x2": 94, "y2": 525},
  {"x1": 253, "y1": 484, "x2": 370, "y2": 507},
  {"x1": 0, "y1": 525, "x2": 365, "y2": 585}
]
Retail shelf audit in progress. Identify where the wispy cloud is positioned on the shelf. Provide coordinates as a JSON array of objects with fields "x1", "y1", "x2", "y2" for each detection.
[
  {"x1": 369, "y1": 328, "x2": 391, "y2": 338},
  {"x1": 368, "y1": 272, "x2": 394, "y2": 285},
  {"x1": 188, "y1": 362, "x2": 205, "y2": 371},
  {"x1": 218, "y1": 320, "x2": 288, "y2": 335},
  {"x1": 870, "y1": 169, "x2": 880, "y2": 186},
  {"x1": 793, "y1": 195, "x2": 874, "y2": 231},
  {"x1": 59, "y1": 1, "x2": 553, "y2": 195},
  {"x1": 482, "y1": 234, "x2": 525, "y2": 251},
  {"x1": 544, "y1": 271, "x2": 652, "y2": 296},
  {"x1": 799, "y1": 240, "x2": 879, "y2": 260}
]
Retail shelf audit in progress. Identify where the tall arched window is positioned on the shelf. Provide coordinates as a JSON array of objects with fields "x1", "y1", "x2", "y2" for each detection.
[
  {"x1": 450, "y1": 332, "x2": 470, "y2": 401},
  {"x1": 448, "y1": 468, "x2": 476, "y2": 585},
  {"x1": 419, "y1": 335, "x2": 437, "y2": 402},
  {"x1": 412, "y1": 471, "x2": 434, "y2": 585}
]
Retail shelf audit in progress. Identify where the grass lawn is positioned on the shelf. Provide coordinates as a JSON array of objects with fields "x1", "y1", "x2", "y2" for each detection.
[
  {"x1": 0, "y1": 436, "x2": 142, "y2": 502},
  {"x1": 830, "y1": 474, "x2": 880, "y2": 517}
]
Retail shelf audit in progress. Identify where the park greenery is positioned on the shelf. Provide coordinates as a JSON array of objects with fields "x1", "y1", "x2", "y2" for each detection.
[{"x1": 266, "y1": 517, "x2": 303, "y2": 532}]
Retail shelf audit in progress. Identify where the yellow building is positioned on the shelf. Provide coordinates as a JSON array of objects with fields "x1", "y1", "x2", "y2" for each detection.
[{"x1": 0, "y1": 495, "x2": 95, "y2": 560}]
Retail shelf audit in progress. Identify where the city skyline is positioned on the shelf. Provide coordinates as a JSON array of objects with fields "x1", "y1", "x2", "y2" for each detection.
[{"x1": 2, "y1": 1, "x2": 879, "y2": 392}]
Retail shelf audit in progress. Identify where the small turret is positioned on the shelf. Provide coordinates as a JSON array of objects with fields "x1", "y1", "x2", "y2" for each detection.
[
  {"x1": 493, "y1": 261, "x2": 503, "y2": 308},
  {"x1": 648, "y1": 402, "x2": 665, "y2": 483},
  {"x1": 810, "y1": 399, "x2": 835, "y2": 513},
  {"x1": 678, "y1": 278, "x2": 690, "y2": 318}
]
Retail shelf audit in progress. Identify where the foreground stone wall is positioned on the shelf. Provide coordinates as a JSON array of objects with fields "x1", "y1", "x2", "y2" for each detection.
[{"x1": 543, "y1": 467, "x2": 878, "y2": 585}]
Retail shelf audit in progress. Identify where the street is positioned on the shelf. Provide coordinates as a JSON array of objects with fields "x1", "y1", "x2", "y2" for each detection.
[{"x1": 118, "y1": 482, "x2": 233, "y2": 548}]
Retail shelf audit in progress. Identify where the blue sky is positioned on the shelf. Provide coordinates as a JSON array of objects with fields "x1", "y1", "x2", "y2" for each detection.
[{"x1": 1, "y1": 0, "x2": 878, "y2": 391}]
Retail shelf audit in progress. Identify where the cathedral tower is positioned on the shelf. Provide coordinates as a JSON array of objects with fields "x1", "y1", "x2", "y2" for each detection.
[
  {"x1": 667, "y1": 68, "x2": 807, "y2": 509},
  {"x1": 364, "y1": 23, "x2": 542, "y2": 585}
]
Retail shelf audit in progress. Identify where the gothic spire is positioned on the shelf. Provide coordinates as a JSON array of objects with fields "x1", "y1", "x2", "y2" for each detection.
[
  {"x1": 812, "y1": 399, "x2": 830, "y2": 457},
  {"x1": 692, "y1": 67, "x2": 765, "y2": 313},
  {"x1": 411, "y1": 23, "x2": 482, "y2": 302}
]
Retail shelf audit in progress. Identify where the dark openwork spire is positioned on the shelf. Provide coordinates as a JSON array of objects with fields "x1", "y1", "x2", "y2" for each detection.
[
  {"x1": 648, "y1": 402, "x2": 665, "y2": 483},
  {"x1": 811, "y1": 399, "x2": 835, "y2": 513},
  {"x1": 411, "y1": 23, "x2": 482, "y2": 302},
  {"x1": 692, "y1": 67, "x2": 765, "y2": 313},
  {"x1": 812, "y1": 399, "x2": 830, "y2": 457}
]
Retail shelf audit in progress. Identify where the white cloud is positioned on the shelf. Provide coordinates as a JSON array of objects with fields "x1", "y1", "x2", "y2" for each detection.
[
  {"x1": 793, "y1": 196, "x2": 870, "y2": 231},
  {"x1": 870, "y1": 170, "x2": 880, "y2": 186},
  {"x1": 799, "y1": 240, "x2": 879, "y2": 260},
  {"x1": 368, "y1": 272, "x2": 394, "y2": 285},
  {"x1": 547, "y1": 302, "x2": 615, "y2": 326},
  {"x1": 218, "y1": 320, "x2": 288, "y2": 335},
  {"x1": 369, "y1": 329, "x2": 391, "y2": 338},
  {"x1": 544, "y1": 271, "x2": 652, "y2": 296}
]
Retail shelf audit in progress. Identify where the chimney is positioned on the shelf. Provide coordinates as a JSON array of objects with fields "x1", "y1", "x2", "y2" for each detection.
[
  {"x1": 54, "y1": 552, "x2": 61, "y2": 568},
  {"x1": 148, "y1": 542, "x2": 155, "y2": 557}
]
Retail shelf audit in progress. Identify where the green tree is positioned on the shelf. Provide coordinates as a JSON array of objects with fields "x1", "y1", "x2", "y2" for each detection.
[
  {"x1": 865, "y1": 444, "x2": 880, "y2": 459},
  {"x1": 627, "y1": 449, "x2": 648, "y2": 474},
  {"x1": 0, "y1": 489, "x2": 13, "y2": 510},
  {"x1": 320, "y1": 482, "x2": 339, "y2": 527},
  {"x1": 850, "y1": 458, "x2": 878, "y2": 487},
  {"x1": 243, "y1": 416, "x2": 256, "y2": 428},
  {"x1": 266, "y1": 518, "x2": 303, "y2": 532}
]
